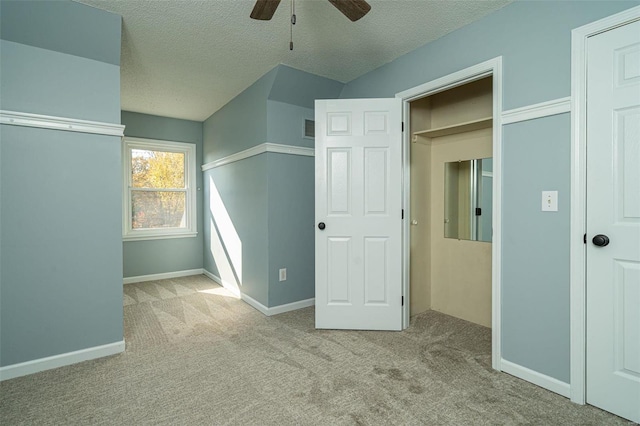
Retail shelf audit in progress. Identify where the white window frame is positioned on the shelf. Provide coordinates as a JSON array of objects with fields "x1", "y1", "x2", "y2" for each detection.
[{"x1": 122, "y1": 137, "x2": 197, "y2": 241}]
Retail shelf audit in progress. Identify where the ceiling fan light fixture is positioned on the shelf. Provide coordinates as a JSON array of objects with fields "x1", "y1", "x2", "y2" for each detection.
[
  {"x1": 250, "y1": 0, "x2": 371, "y2": 51},
  {"x1": 250, "y1": 0, "x2": 371, "y2": 22}
]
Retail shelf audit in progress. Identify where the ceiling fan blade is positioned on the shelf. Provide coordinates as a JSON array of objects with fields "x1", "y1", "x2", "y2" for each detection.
[
  {"x1": 327, "y1": 0, "x2": 371, "y2": 22},
  {"x1": 250, "y1": 0, "x2": 281, "y2": 20}
]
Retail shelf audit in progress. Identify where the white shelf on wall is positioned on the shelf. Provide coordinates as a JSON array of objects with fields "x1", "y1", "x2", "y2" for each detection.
[{"x1": 413, "y1": 116, "x2": 492, "y2": 143}]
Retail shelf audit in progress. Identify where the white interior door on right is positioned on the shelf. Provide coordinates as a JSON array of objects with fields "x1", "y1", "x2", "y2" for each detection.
[{"x1": 585, "y1": 18, "x2": 640, "y2": 423}]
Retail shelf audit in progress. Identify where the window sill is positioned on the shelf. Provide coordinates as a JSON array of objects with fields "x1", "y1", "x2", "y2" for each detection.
[{"x1": 122, "y1": 231, "x2": 198, "y2": 242}]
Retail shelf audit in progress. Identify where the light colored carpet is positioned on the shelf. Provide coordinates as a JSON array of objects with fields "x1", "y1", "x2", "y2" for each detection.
[{"x1": 0, "y1": 275, "x2": 633, "y2": 425}]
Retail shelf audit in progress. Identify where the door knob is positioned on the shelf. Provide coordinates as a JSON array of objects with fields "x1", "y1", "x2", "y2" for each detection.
[
  {"x1": 318, "y1": 222, "x2": 326, "y2": 230},
  {"x1": 592, "y1": 234, "x2": 610, "y2": 247}
]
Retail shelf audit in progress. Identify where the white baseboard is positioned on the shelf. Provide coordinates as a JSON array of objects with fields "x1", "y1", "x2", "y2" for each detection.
[
  {"x1": 123, "y1": 268, "x2": 204, "y2": 284},
  {"x1": 203, "y1": 270, "x2": 315, "y2": 316},
  {"x1": 264, "y1": 297, "x2": 316, "y2": 316},
  {"x1": 240, "y1": 293, "x2": 271, "y2": 315},
  {"x1": 500, "y1": 359, "x2": 571, "y2": 398},
  {"x1": 202, "y1": 270, "x2": 241, "y2": 297},
  {"x1": 241, "y1": 292, "x2": 315, "y2": 316},
  {"x1": 0, "y1": 340, "x2": 125, "y2": 381}
]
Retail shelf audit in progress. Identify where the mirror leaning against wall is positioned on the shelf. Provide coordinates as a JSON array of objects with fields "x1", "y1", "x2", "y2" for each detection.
[{"x1": 444, "y1": 157, "x2": 492, "y2": 242}]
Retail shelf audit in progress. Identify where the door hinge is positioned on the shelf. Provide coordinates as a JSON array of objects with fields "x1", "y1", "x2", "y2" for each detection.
[
  {"x1": 402, "y1": 209, "x2": 404, "y2": 219},
  {"x1": 402, "y1": 122, "x2": 404, "y2": 132},
  {"x1": 583, "y1": 233, "x2": 586, "y2": 244},
  {"x1": 475, "y1": 207, "x2": 482, "y2": 216},
  {"x1": 402, "y1": 296, "x2": 404, "y2": 306}
]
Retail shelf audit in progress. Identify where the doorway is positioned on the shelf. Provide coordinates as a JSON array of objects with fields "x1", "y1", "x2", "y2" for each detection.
[
  {"x1": 313, "y1": 59, "x2": 503, "y2": 365},
  {"x1": 408, "y1": 76, "x2": 493, "y2": 328},
  {"x1": 397, "y1": 58, "x2": 503, "y2": 369}
]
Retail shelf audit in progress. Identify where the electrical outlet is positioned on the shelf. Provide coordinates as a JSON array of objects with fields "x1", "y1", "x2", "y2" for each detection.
[{"x1": 279, "y1": 268, "x2": 287, "y2": 282}]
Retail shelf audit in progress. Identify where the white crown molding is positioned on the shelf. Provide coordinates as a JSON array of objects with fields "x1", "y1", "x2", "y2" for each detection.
[
  {"x1": 203, "y1": 269, "x2": 315, "y2": 315},
  {"x1": 500, "y1": 359, "x2": 571, "y2": 398},
  {"x1": 123, "y1": 268, "x2": 205, "y2": 285},
  {"x1": 202, "y1": 143, "x2": 315, "y2": 171},
  {"x1": 501, "y1": 97, "x2": 571, "y2": 125},
  {"x1": 0, "y1": 340, "x2": 125, "y2": 381},
  {"x1": 0, "y1": 110, "x2": 125, "y2": 137}
]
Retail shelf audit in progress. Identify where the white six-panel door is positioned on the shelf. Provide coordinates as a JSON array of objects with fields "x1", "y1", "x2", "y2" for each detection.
[
  {"x1": 315, "y1": 98, "x2": 403, "y2": 330},
  {"x1": 586, "y1": 18, "x2": 640, "y2": 423}
]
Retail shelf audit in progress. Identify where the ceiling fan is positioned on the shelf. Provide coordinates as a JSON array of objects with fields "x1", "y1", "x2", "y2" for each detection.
[{"x1": 250, "y1": 0, "x2": 371, "y2": 22}]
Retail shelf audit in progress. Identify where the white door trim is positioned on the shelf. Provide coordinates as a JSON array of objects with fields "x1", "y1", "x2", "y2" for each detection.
[
  {"x1": 396, "y1": 57, "x2": 503, "y2": 371},
  {"x1": 570, "y1": 5, "x2": 640, "y2": 405}
]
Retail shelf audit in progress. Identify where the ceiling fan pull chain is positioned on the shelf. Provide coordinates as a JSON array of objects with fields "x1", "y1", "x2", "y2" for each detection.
[
  {"x1": 289, "y1": 0, "x2": 295, "y2": 50},
  {"x1": 291, "y1": 0, "x2": 296, "y2": 25}
]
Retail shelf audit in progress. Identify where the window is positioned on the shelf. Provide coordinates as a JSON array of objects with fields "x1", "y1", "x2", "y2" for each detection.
[{"x1": 123, "y1": 138, "x2": 197, "y2": 241}]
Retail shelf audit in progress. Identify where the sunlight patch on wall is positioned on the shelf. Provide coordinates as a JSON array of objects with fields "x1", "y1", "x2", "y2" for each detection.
[
  {"x1": 208, "y1": 175, "x2": 243, "y2": 295},
  {"x1": 209, "y1": 217, "x2": 241, "y2": 296}
]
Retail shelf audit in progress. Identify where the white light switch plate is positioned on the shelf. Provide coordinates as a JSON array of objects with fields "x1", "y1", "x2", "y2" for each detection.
[{"x1": 542, "y1": 191, "x2": 558, "y2": 212}]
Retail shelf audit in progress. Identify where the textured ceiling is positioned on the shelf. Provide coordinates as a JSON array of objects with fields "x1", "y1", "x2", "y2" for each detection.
[{"x1": 77, "y1": 0, "x2": 512, "y2": 121}]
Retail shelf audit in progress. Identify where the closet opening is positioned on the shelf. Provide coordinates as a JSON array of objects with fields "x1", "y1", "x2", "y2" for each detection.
[{"x1": 408, "y1": 76, "x2": 494, "y2": 332}]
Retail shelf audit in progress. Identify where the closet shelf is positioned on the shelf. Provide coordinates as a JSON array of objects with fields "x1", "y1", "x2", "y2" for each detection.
[{"x1": 413, "y1": 116, "x2": 492, "y2": 140}]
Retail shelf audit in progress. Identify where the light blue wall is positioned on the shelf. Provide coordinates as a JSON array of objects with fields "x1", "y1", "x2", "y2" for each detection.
[
  {"x1": 121, "y1": 111, "x2": 204, "y2": 278},
  {"x1": 0, "y1": 126, "x2": 123, "y2": 366},
  {"x1": 203, "y1": 64, "x2": 341, "y2": 308},
  {"x1": 202, "y1": 68, "x2": 278, "y2": 163},
  {"x1": 0, "y1": 40, "x2": 120, "y2": 123},
  {"x1": 267, "y1": 154, "x2": 315, "y2": 306},
  {"x1": 339, "y1": 0, "x2": 637, "y2": 383},
  {"x1": 502, "y1": 114, "x2": 571, "y2": 382},
  {"x1": 203, "y1": 157, "x2": 269, "y2": 305},
  {"x1": 263, "y1": 66, "x2": 341, "y2": 306},
  {"x1": 202, "y1": 69, "x2": 276, "y2": 305},
  {"x1": 0, "y1": 0, "x2": 121, "y2": 66},
  {"x1": 0, "y1": 0, "x2": 122, "y2": 367},
  {"x1": 266, "y1": 100, "x2": 314, "y2": 148},
  {"x1": 268, "y1": 64, "x2": 344, "y2": 109}
]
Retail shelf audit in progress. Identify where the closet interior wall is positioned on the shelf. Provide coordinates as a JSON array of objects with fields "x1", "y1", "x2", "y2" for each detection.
[{"x1": 409, "y1": 77, "x2": 493, "y2": 327}]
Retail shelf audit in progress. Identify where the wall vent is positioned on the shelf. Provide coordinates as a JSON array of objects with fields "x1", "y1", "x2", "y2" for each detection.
[{"x1": 303, "y1": 119, "x2": 315, "y2": 139}]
